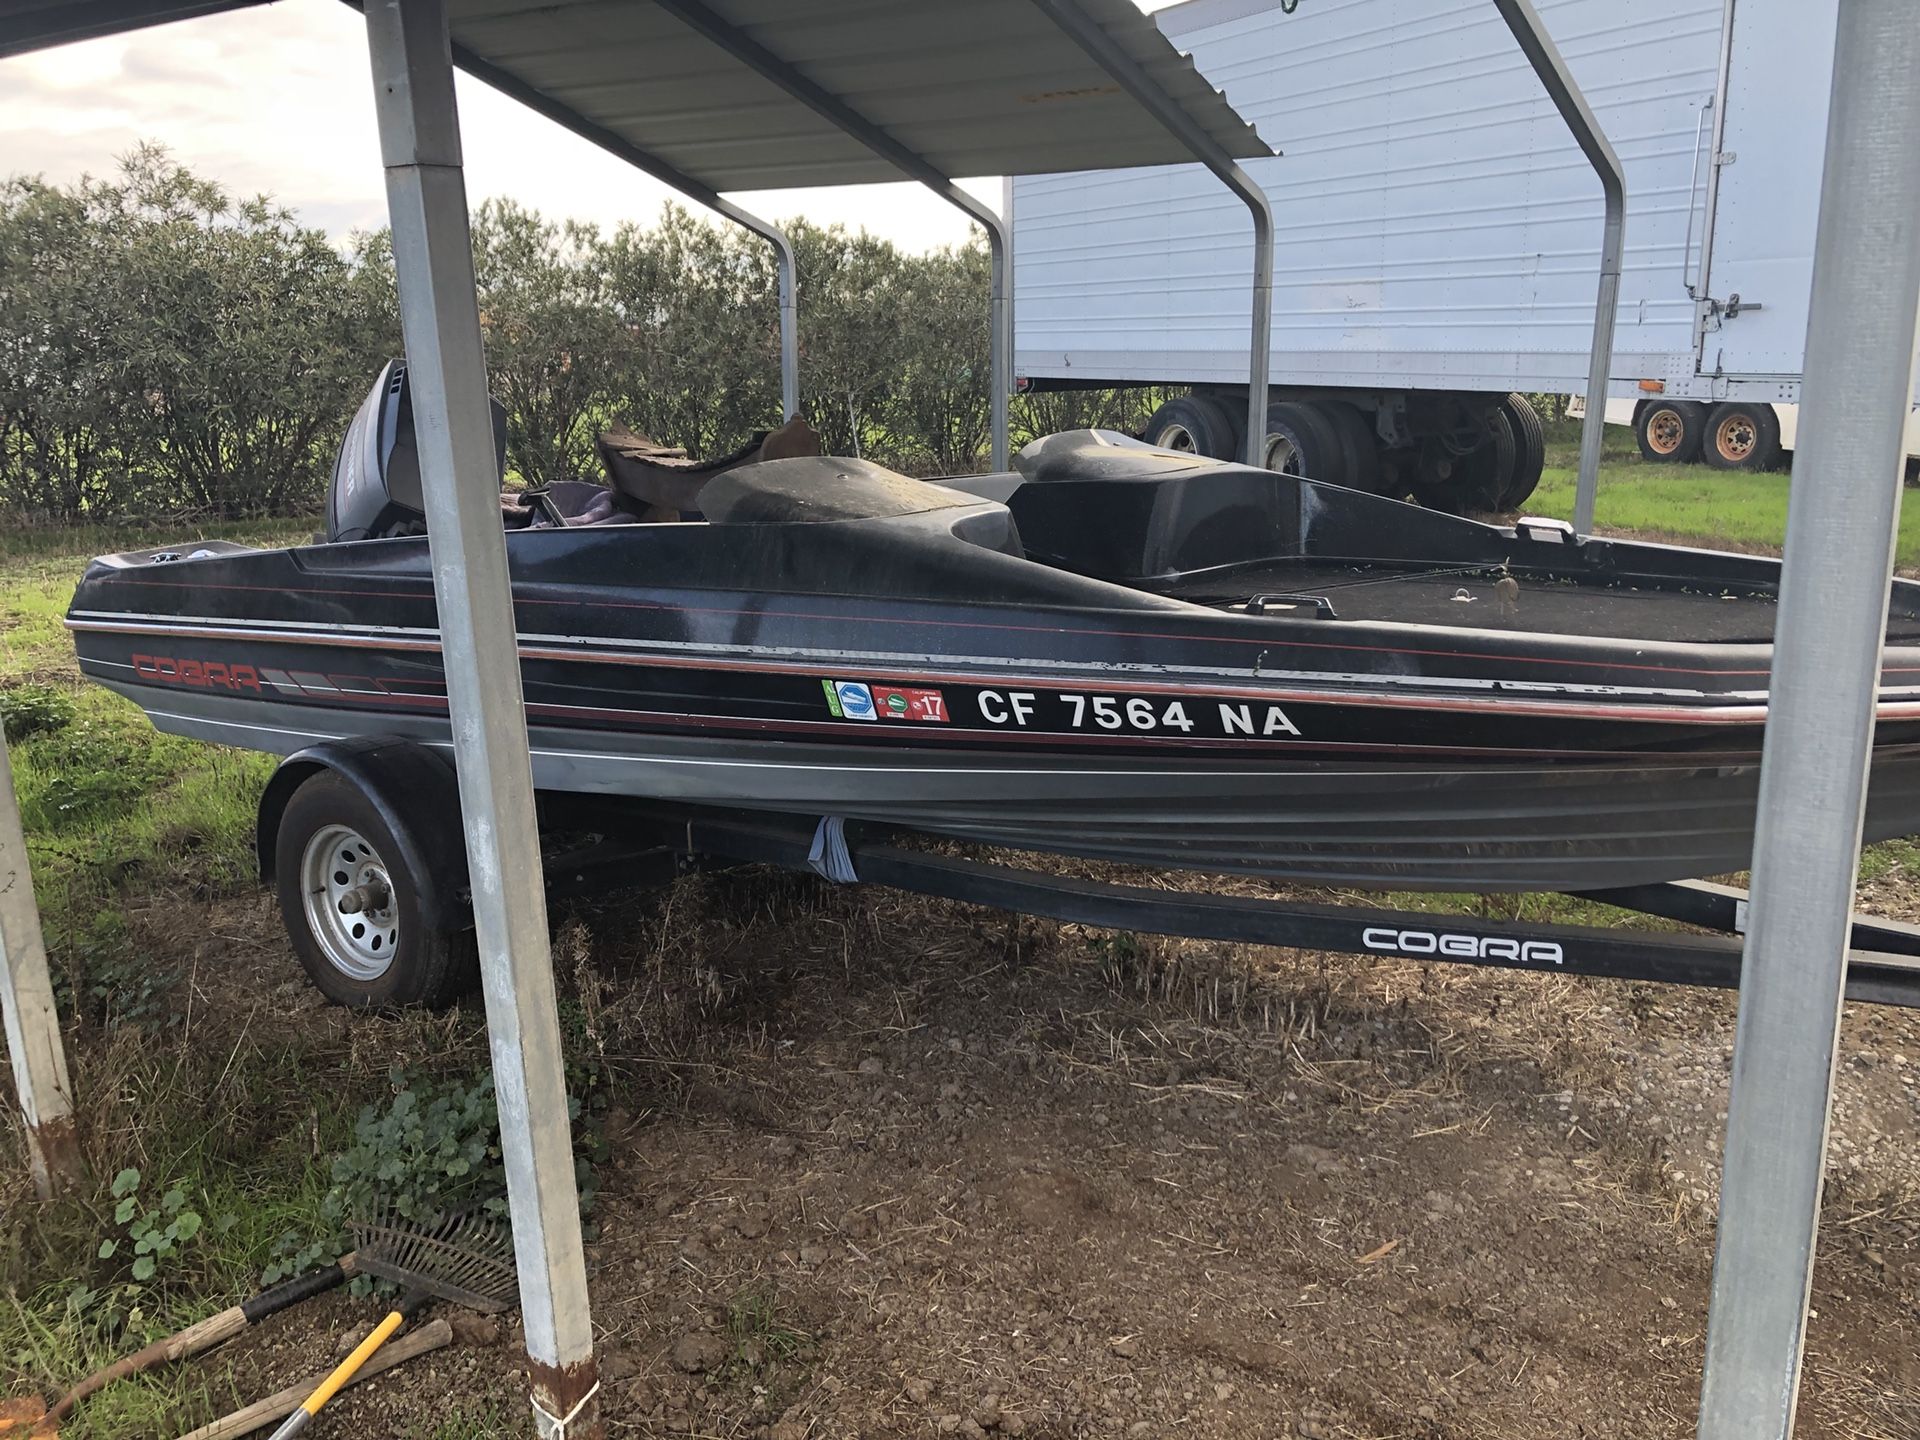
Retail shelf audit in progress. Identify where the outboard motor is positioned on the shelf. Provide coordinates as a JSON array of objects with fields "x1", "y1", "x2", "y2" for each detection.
[{"x1": 327, "y1": 359, "x2": 508, "y2": 542}]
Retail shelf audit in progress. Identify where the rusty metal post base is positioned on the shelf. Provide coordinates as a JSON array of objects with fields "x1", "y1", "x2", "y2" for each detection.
[
  {"x1": 23, "y1": 1112, "x2": 85, "y2": 1200},
  {"x1": 531, "y1": 1358, "x2": 602, "y2": 1439}
]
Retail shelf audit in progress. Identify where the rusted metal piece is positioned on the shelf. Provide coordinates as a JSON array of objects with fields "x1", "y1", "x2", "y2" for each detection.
[
  {"x1": 24, "y1": 1113, "x2": 83, "y2": 1201},
  {"x1": 529, "y1": 1356, "x2": 602, "y2": 1440}
]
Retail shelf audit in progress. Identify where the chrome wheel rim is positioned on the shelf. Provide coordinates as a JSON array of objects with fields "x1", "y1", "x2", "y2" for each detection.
[
  {"x1": 1263, "y1": 432, "x2": 1303, "y2": 474},
  {"x1": 1156, "y1": 422, "x2": 1199, "y2": 454},
  {"x1": 300, "y1": 824, "x2": 398, "y2": 981}
]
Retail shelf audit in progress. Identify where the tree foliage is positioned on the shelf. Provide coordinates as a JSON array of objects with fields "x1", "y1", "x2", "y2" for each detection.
[
  {"x1": 0, "y1": 147, "x2": 396, "y2": 520},
  {"x1": 1, "y1": 149, "x2": 1157, "y2": 522}
]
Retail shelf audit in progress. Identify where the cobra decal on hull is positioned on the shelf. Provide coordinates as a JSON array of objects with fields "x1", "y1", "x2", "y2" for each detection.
[{"x1": 131, "y1": 654, "x2": 262, "y2": 692}]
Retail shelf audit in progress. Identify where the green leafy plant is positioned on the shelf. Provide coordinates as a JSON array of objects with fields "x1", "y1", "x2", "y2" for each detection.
[
  {"x1": 0, "y1": 682, "x2": 75, "y2": 742},
  {"x1": 96, "y1": 1168, "x2": 217, "y2": 1284},
  {"x1": 262, "y1": 1067, "x2": 598, "y2": 1286}
]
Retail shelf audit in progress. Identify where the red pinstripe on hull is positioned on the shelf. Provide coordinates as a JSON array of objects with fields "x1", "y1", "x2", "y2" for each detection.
[{"x1": 67, "y1": 612, "x2": 1920, "y2": 728}]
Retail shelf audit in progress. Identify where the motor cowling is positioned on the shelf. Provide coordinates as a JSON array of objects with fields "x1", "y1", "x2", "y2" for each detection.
[{"x1": 327, "y1": 359, "x2": 507, "y2": 542}]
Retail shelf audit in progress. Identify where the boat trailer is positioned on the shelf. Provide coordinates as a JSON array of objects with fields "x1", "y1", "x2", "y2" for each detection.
[{"x1": 543, "y1": 803, "x2": 1920, "y2": 1011}]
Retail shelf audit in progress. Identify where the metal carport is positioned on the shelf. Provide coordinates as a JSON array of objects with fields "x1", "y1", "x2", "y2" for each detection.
[
  {"x1": 1, "y1": 3, "x2": 1916, "y2": 1440},
  {"x1": 1, "y1": 2, "x2": 1269, "y2": 1433}
]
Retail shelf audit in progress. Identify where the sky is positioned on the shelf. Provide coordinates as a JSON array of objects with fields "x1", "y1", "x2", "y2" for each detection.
[{"x1": 0, "y1": 0, "x2": 1181, "y2": 253}]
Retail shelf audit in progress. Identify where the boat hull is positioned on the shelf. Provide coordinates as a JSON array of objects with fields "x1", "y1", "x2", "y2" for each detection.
[{"x1": 97, "y1": 679, "x2": 1920, "y2": 892}]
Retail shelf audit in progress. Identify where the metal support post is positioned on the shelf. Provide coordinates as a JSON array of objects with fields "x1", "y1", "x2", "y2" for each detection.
[
  {"x1": 984, "y1": 207, "x2": 1013, "y2": 471},
  {"x1": 0, "y1": 731, "x2": 81, "y2": 1198},
  {"x1": 649, "y1": 0, "x2": 1011, "y2": 468},
  {"x1": 1492, "y1": 0, "x2": 1624, "y2": 536},
  {"x1": 438, "y1": 39, "x2": 800, "y2": 424},
  {"x1": 1025, "y1": 0, "x2": 1273, "y2": 468},
  {"x1": 753, "y1": 215, "x2": 800, "y2": 420},
  {"x1": 362, "y1": 3, "x2": 599, "y2": 1435},
  {"x1": 1696, "y1": 3, "x2": 1920, "y2": 1435}
]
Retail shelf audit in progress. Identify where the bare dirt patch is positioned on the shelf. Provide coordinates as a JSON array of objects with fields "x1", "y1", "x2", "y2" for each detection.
[{"x1": 13, "y1": 868, "x2": 1920, "y2": 1439}]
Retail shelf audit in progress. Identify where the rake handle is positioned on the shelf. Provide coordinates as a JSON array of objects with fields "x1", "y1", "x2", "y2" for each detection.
[{"x1": 43, "y1": 1260, "x2": 354, "y2": 1424}]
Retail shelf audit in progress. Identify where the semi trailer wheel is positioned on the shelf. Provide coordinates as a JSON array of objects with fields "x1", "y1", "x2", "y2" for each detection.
[
  {"x1": 274, "y1": 770, "x2": 476, "y2": 1008},
  {"x1": 1701, "y1": 401, "x2": 1781, "y2": 471},
  {"x1": 1495, "y1": 393, "x2": 1546, "y2": 508},
  {"x1": 1317, "y1": 400, "x2": 1387, "y2": 494},
  {"x1": 1635, "y1": 399, "x2": 1707, "y2": 464},
  {"x1": 1142, "y1": 395, "x2": 1241, "y2": 461},
  {"x1": 1259, "y1": 400, "x2": 1344, "y2": 480},
  {"x1": 1411, "y1": 413, "x2": 1515, "y2": 514}
]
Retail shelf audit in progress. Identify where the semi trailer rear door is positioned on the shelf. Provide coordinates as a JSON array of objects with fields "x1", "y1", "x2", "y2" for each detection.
[{"x1": 1696, "y1": 0, "x2": 1836, "y2": 380}]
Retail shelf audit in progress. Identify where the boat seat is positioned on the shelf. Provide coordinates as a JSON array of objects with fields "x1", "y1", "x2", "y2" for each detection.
[
  {"x1": 597, "y1": 415, "x2": 823, "y2": 519},
  {"x1": 700, "y1": 455, "x2": 1025, "y2": 558},
  {"x1": 701, "y1": 456, "x2": 995, "y2": 524},
  {"x1": 1014, "y1": 427, "x2": 1228, "y2": 484}
]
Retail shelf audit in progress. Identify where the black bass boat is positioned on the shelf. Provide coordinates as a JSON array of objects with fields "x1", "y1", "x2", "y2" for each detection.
[{"x1": 67, "y1": 364, "x2": 1920, "y2": 893}]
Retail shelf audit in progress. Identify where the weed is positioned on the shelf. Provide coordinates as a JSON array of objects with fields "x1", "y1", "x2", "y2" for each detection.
[
  {"x1": 718, "y1": 1284, "x2": 812, "y2": 1396},
  {"x1": 262, "y1": 1066, "x2": 598, "y2": 1287},
  {"x1": 0, "y1": 682, "x2": 75, "y2": 743},
  {"x1": 94, "y1": 1167, "x2": 226, "y2": 1286}
]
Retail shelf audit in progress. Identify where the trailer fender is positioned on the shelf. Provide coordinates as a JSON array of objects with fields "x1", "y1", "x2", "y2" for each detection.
[{"x1": 256, "y1": 738, "x2": 471, "y2": 931}]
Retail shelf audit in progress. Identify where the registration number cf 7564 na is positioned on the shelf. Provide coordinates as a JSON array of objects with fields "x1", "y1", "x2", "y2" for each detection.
[{"x1": 823, "y1": 678, "x2": 1304, "y2": 738}]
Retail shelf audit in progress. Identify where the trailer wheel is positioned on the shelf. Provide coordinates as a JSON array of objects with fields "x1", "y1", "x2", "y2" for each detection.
[
  {"x1": 1496, "y1": 394, "x2": 1547, "y2": 508},
  {"x1": 1702, "y1": 402, "x2": 1781, "y2": 471},
  {"x1": 1260, "y1": 401, "x2": 1344, "y2": 480},
  {"x1": 1635, "y1": 399, "x2": 1707, "y2": 464},
  {"x1": 1316, "y1": 401, "x2": 1388, "y2": 494},
  {"x1": 1143, "y1": 395, "x2": 1241, "y2": 461},
  {"x1": 1412, "y1": 412, "x2": 1514, "y2": 514},
  {"x1": 275, "y1": 771, "x2": 476, "y2": 1008}
]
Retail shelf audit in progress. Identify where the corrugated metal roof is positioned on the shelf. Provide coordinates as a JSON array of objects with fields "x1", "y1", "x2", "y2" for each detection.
[
  {"x1": 5, "y1": 0, "x2": 1273, "y2": 190},
  {"x1": 0, "y1": 0, "x2": 270, "y2": 57},
  {"x1": 443, "y1": 0, "x2": 1273, "y2": 188}
]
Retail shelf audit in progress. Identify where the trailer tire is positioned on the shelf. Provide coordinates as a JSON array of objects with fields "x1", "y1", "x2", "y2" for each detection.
[
  {"x1": 1702, "y1": 402, "x2": 1781, "y2": 472},
  {"x1": 1413, "y1": 411, "x2": 1514, "y2": 514},
  {"x1": 1496, "y1": 394, "x2": 1547, "y2": 508},
  {"x1": 1316, "y1": 401, "x2": 1388, "y2": 494},
  {"x1": 1260, "y1": 401, "x2": 1345, "y2": 481},
  {"x1": 274, "y1": 770, "x2": 477, "y2": 1009},
  {"x1": 1143, "y1": 395, "x2": 1241, "y2": 461},
  {"x1": 1635, "y1": 398, "x2": 1707, "y2": 464}
]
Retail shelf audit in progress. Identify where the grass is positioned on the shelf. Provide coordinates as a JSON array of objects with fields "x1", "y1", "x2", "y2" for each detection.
[
  {"x1": 0, "y1": 519, "x2": 306, "y2": 961},
  {"x1": 1523, "y1": 421, "x2": 1920, "y2": 568},
  {"x1": 0, "y1": 515, "x2": 393, "y2": 1438}
]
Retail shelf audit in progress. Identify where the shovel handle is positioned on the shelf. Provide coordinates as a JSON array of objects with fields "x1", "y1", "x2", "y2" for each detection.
[{"x1": 265, "y1": 1308, "x2": 407, "y2": 1440}]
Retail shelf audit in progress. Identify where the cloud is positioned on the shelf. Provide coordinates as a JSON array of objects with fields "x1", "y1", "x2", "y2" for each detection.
[{"x1": 0, "y1": 0, "x2": 995, "y2": 252}]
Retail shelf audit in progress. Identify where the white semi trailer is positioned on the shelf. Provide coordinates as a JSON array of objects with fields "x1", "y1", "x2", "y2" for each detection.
[{"x1": 1011, "y1": 0, "x2": 1914, "y2": 508}]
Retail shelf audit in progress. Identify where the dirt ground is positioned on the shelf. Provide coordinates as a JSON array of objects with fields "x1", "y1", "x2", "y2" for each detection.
[{"x1": 67, "y1": 851, "x2": 1916, "y2": 1440}]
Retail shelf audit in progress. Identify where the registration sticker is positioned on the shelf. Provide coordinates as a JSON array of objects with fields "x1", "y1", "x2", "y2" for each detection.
[
  {"x1": 874, "y1": 686, "x2": 949, "y2": 722},
  {"x1": 823, "y1": 679, "x2": 877, "y2": 720}
]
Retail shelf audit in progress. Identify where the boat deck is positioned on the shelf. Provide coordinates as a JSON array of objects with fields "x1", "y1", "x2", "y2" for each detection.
[{"x1": 1163, "y1": 564, "x2": 1818, "y2": 643}]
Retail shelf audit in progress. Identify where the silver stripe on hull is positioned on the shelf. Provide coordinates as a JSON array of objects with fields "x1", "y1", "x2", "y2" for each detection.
[{"x1": 109, "y1": 685, "x2": 1920, "y2": 893}]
